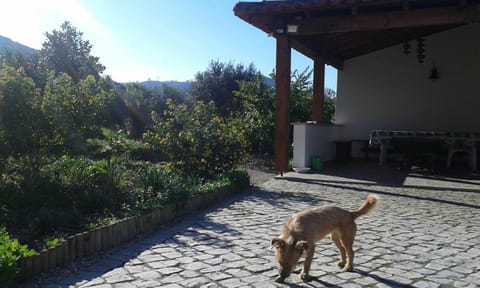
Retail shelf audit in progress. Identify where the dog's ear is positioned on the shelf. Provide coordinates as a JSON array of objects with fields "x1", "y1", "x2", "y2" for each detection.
[
  {"x1": 295, "y1": 240, "x2": 308, "y2": 251},
  {"x1": 271, "y1": 238, "x2": 285, "y2": 249}
]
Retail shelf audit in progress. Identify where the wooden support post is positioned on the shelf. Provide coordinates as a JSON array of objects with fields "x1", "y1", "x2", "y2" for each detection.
[
  {"x1": 274, "y1": 34, "x2": 291, "y2": 172},
  {"x1": 312, "y1": 57, "x2": 325, "y2": 123}
]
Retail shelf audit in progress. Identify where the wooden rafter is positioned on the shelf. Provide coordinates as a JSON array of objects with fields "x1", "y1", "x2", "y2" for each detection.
[{"x1": 297, "y1": 6, "x2": 478, "y2": 35}]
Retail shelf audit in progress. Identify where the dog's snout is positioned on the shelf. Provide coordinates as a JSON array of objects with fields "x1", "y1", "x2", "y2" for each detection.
[{"x1": 279, "y1": 266, "x2": 292, "y2": 278}]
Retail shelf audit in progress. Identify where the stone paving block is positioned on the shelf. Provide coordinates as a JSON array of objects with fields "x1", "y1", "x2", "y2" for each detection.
[
  {"x1": 219, "y1": 277, "x2": 246, "y2": 287},
  {"x1": 123, "y1": 264, "x2": 148, "y2": 274},
  {"x1": 337, "y1": 271, "x2": 361, "y2": 280},
  {"x1": 242, "y1": 274, "x2": 271, "y2": 283},
  {"x1": 353, "y1": 276, "x2": 378, "y2": 286},
  {"x1": 112, "y1": 283, "x2": 137, "y2": 288},
  {"x1": 130, "y1": 280, "x2": 162, "y2": 288},
  {"x1": 161, "y1": 273, "x2": 184, "y2": 284},
  {"x1": 145, "y1": 260, "x2": 166, "y2": 269},
  {"x1": 158, "y1": 284, "x2": 182, "y2": 288},
  {"x1": 225, "y1": 268, "x2": 252, "y2": 278},
  {"x1": 200, "y1": 264, "x2": 224, "y2": 273},
  {"x1": 184, "y1": 261, "x2": 211, "y2": 270},
  {"x1": 134, "y1": 270, "x2": 161, "y2": 281},
  {"x1": 157, "y1": 267, "x2": 182, "y2": 275},
  {"x1": 84, "y1": 284, "x2": 113, "y2": 288},
  {"x1": 104, "y1": 274, "x2": 134, "y2": 284},
  {"x1": 224, "y1": 260, "x2": 249, "y2": 268},
  {"x1": 341, "y1": 283, "x2": 363, "y2": 288},
  {"x1": 179, "y1": 269, "x2": 200, "y2": 278},
  {"x1": 180, "y1": 276, "x2": 211, "y2": 287},
  {"x1": 205, "y1": 271, "x2": 231, "y2": 281},
  {"x1": 413, "y1": 280, "x2": 441, "y2": 288}
]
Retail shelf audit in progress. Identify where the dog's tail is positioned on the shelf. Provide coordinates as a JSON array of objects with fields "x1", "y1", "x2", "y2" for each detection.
[{"x1": 351, "y1": 194, "x2": 378, "y2": 219}]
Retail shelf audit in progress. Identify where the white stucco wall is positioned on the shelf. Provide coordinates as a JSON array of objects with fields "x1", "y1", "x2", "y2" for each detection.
[
  {"x1": 292, "y1": 123, "x2": 344, "y2": 168},
  {"x1": 336, "y1": 24, "x2": 480, "y2": 140}
]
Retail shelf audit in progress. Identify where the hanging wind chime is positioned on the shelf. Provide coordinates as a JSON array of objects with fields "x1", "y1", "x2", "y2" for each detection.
[{"x1": 416, "y1": 38, "x2": 425, "y2": 63}]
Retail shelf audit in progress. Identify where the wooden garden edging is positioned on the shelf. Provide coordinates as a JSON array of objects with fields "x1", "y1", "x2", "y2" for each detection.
[{"x1": 18, "y1": 184, "x2": 246, "y2": 282}]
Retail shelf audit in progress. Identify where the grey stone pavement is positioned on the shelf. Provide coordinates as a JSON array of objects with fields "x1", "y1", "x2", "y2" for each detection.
[{"x1": 23, "y1": 163, "x2": 480, "y2": 287}]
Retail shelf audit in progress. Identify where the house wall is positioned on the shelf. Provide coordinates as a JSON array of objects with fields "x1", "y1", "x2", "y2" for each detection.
[{"x1": 336, "y1": 24, "x2": 480, "y2": 142}]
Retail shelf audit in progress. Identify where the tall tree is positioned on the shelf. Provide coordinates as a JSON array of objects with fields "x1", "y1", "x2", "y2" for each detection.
[
  {"x1": 40, "y1": 73, "x2": 113, "y2": 154},
  {"x1": 188, "y1": 60, "x2": 257, "y2": 116},
  {"x1": 0, "y1": 51, "x2": 46, "y2": 89},
  {"x1": 234, "y1": 73, "x2": 275, "y2": 153},
  {"x1": 323, "y1": 88, "x2": 336, "y2": 124},
  {"x1": 40, "y1": 21, "x2": 105, "y2": 83},
  {"x1": 0, "y1": 65, "x2": 41, "y2": 158}
]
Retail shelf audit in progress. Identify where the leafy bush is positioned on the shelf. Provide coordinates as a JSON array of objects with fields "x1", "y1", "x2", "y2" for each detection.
[
  {"x1": 135, "y1": 165, "x2": 193, "y2": 212},
  {"x1": 44, "y1": 156, "x2": 127, "y2": 213},
  {"x1": 0, "y1": 227, "x2": 36, "y2": 285},
  {"x1": 43, "y1": 236, "x2": 63, "y2": 248},
  {"x1": 143, "y1": 99, "x2": 249, "y2": 179}
]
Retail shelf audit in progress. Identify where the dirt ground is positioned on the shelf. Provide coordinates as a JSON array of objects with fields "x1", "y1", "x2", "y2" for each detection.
[{"x1": 242, "y1": 155, "x2": 277, "y2": 186}]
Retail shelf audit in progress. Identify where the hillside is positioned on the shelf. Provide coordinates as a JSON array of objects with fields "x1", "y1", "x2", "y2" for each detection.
[
  {"x1": 0, "y1": 35, "x2": 37, "y2": 56},
  {"x1": 140, "y1": 80, "x2": 192, "y2": 93}
]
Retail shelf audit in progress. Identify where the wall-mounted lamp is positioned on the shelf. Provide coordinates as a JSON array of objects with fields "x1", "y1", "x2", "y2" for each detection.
[
  {"x1": 429, "y1": 64, "x2": 440, "y2": 81},
  {"x1": 286, "y1": 24, "x2": 298, "y2": 33}
]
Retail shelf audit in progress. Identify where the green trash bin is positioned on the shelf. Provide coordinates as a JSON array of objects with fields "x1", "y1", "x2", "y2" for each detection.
[{"x1": 311, "y1": 156, "x2": 323, "y2": 171}]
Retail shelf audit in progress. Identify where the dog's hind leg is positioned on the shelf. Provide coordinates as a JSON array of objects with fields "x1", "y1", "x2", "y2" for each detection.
[
  {"x1": 340, "y1": 225, "x2": 357, "y2": 272},
  {"x1": 331, "y1": 232, "x2": 346, "y2": 268}
]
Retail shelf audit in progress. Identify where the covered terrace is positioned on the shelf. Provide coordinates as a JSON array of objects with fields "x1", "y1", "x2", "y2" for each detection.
[{"x1": 234, "y1": 0, "x2": 480, "y2": 172}]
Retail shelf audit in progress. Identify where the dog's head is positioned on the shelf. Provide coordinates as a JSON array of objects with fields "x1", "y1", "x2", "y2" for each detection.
[{"x1": 271, "y1": 237, "x2": 308, "y2": 282}]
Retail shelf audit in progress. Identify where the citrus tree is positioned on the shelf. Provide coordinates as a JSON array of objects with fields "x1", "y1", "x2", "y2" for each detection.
[{"x1": 143, "y1": 99, "x2": 249, "y2": 179}]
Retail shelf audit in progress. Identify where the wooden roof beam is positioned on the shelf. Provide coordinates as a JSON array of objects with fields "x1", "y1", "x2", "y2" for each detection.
[
  {"x1": 297, "y1": 6, "x2": 479, "y2": 34},
  {"x1": 290, "y1": 38, "x2": 344, "y2": 70}
]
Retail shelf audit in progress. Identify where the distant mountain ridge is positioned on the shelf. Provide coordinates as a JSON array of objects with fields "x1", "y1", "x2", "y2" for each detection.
[
  {"x1": 140, "y1": 80, "x2": 192, "y2": 93},
  {"x1": 139, "y1": 75, "x2": 274, "y2": 93},
  {"x1": 0, "y1": 35, "x2": 37, "y2": 56}
]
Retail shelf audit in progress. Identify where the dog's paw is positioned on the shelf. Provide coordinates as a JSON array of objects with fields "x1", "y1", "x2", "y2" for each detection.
[
  {"x1": 275, "y1": 276, "x2": 286, "y2": 283},
  {"x1": 337, "y1": 260, "x2": 346, "y2": 268},
  {"x1": 299, "y1": 272, "x2": 310, "y2": 281},
  {"x1": 342, "y1": 265, "x2": 354, "y2": 272}
]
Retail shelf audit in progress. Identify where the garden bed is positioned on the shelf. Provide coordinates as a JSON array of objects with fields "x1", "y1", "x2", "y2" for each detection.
[{"x1": 17, "y1": 182, "x2": 247, "y2": 282}]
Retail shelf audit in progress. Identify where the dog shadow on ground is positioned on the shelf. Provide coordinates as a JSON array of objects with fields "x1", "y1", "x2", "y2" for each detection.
[
  {"x1": 355, "y1": 269, "x2": 415, "y2": 288},
  {"x1": 277, "y1": 269, "x2": 415, "y2": 288}
]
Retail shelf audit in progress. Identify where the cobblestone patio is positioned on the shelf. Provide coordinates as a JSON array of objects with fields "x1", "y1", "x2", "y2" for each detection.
[{"x1": 23, "y1": 166, "x2": 480, "y2": 287}]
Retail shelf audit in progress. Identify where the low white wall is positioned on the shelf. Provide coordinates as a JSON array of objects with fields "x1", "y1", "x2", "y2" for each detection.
[
  {"x1": 336, "y1": 24, "x2": 480, "y2": 140},
  {"x1": 292, "y1": 123, "x2": 344, "y2": 168}
]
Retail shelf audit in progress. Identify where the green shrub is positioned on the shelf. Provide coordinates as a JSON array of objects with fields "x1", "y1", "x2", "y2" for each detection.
[
  {"x1": 44, "y1": 156, "x2": 127, "y2": 213},
  {"x1": 139, "y1": 165, "x2": 192, "y2": 209},
  {"x1": 0, "y1": 227, "x2": 36, "y2": 285},
  {"x1": 143, "y1": 99, "x2": 250, "y2": 179},
  {"x1": 43, "y1": 236, "x2": 63, "y2": 248}
]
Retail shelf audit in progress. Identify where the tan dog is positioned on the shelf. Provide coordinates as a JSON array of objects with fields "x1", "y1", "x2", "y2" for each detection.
[{"x1": 271, "y1": 194, "x2": 378, "y2": 283}]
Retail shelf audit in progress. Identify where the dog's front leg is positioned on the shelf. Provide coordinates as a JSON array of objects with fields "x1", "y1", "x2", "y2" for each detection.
[{"x1": 300, "y1": 244, "x2": 315, "y2": 280}]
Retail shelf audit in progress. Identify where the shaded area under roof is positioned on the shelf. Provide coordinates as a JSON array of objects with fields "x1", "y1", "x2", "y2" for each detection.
[{"x1": 234, "y1": 0, "x2": 479, "y2": 69}]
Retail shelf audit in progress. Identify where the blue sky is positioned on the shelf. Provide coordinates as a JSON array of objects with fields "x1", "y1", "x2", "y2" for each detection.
[{"x1": 0, "y1": 0, "x2": 337, "y2": 89}]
